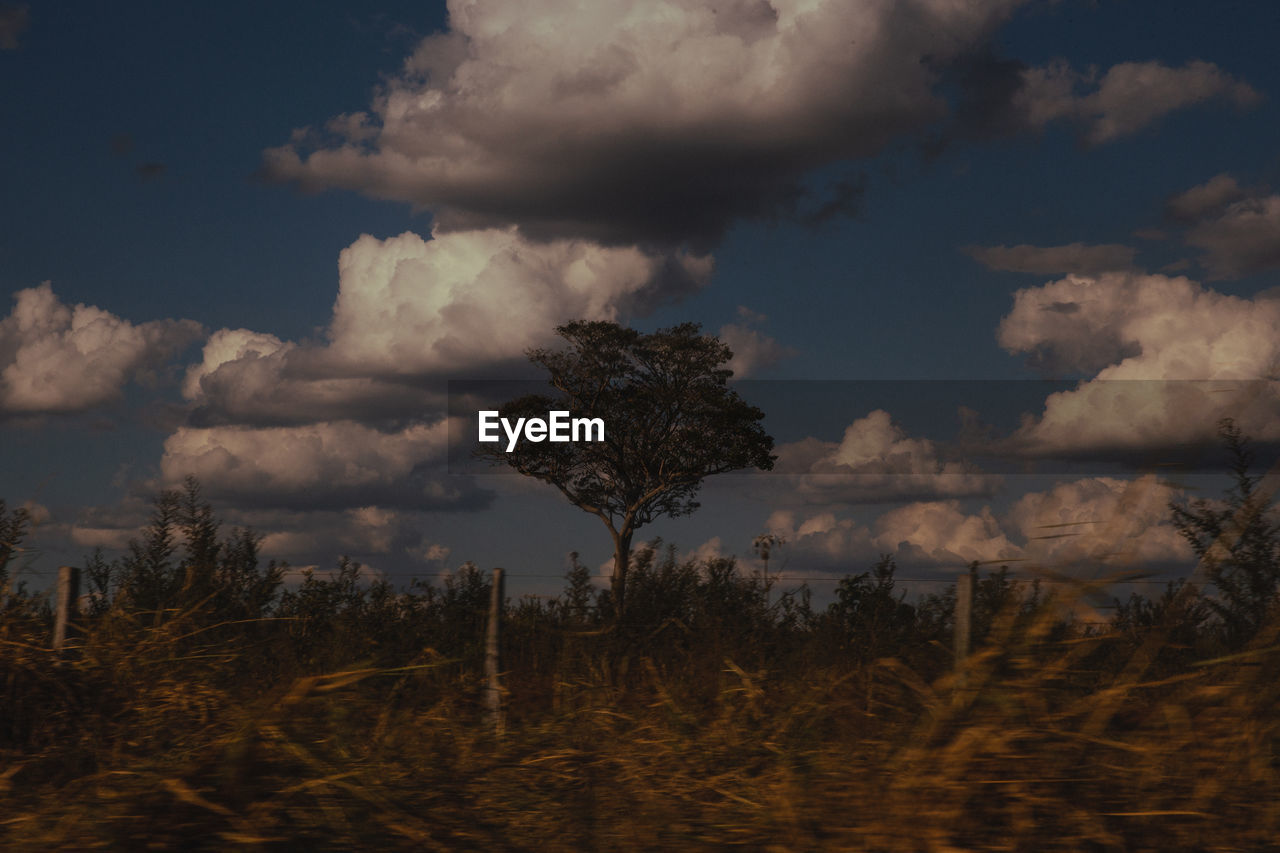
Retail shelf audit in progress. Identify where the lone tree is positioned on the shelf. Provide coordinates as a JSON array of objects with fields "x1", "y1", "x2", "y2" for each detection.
[{"x1": 481, "y1": 320, "x2": 775, "y2": 615}]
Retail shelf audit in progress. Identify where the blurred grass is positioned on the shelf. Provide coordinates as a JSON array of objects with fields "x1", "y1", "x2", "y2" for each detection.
[{"x1": 3, "y1": 566, "x2": 1279, "y2": 852}]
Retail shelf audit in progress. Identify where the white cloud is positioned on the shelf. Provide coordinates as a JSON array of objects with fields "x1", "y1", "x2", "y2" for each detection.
[
  {"x1": 69, "y1": 525, "x2": 136, "y2": 551},
  {"x1": 182, "y1": 328, "x2": 292, "y2": 401},
  {"x1": 169, "y1": 226, "x2": 714, "y2": 512},
  {"x1": 718, "y1": 306, "x2": 793, "y2": 378},
  {"x1": 182, "y1": 327, "x2": 431, "y2": 426},
  {"x1": 263, "y1": 0, "x2": 1027, "y2": 245},
  {"x1": 61, "y1": 495, "x2": 458, "y2": 580},
  {"x1": 1008, "y1": 474, "x2": 1190, "y2": 569},
  {"x1": 680, "y1": 536, "x2": 728, "y2": 565},
  {"x1": 871, "y1": 500, "x2": 1020, "y2": 566},
  {"x1": 0, "y1": 283, "x2": 201, "y2": 415},
  {"x1": 998, "y1": 272, "x2": 1280, "y2": 455},
  {"x1": 775, "y1": 409, "x2": 1001, "y2": 504},
  {"x1": 764, "y1": 499, "x2": 1016, "y2": 573},
  {"x1": 185, "y1": 227, "x2": 711, "y2": 426},
  {"x1": 60, "y1": 495, "x2": 155, "y2": 552},
  {"x1": 998, "y1": 272, "x2": 1280, "y2": 379},
  {"x1": 764, "y1": 508, "x2": 875, "y2": 572},
  {"x1": 249, "y1": 506, "x2": 452, "y2": 571},
  {"x1": 323, "y1": 228, "x2": 710, "y2": 374},
  {"x1": 259, "y1": 506, "x2": 407, "y2": 557},
  {"x1": 764, "y1": 475, "x2": 1189, "y2": 577},
  {"x1": 421, "y1": 542, "x2": 451, "y2": 565},
  {"x1": 1015, "y1": 59, "x2": 1259, "y2": 145},
  {"x1": 158, "y1": 419, "x2": 486, "y2": 510}
]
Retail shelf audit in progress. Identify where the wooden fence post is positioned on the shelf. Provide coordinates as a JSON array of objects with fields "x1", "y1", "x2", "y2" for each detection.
[
  {"x1": 53, "y1": 565, "x2": 80, "y2": 651},
  {"x1": 954, "y1": 562, "x2": 976, "y2": 700},
  {"x1": 485, "y1": 567, "x2": 505, "y2": 736}
]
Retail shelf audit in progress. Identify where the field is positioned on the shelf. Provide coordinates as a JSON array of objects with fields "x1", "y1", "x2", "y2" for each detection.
[{"x1": 4, "y1": 501, "x2": 1280, "y2": 852}]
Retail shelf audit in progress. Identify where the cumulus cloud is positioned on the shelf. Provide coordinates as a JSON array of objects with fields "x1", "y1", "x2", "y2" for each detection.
[
  {"x1": 718, "y1": 306, "x2": 793, "y2": 378},
  {"x1": 259, "y1": 506, "x2": 414, "y2": 557},
  {"x1": 263, "y1": 0, "x2": 1029, "y2": 246},
  {"x1": 181, "y1": 328, "x2": 427, "y2": 427},
  {"x1": 764, "y1": 499, "x2": 1017, "y2": 573},
  {"x1": 997, "y1": 272, "x2": 1280, "y2": 378},
  {"x1": 763, "y1": 509, "x2": 876, "y2": 573},
  {"x1": 247, "y1": 506, "x2": 452, "y2": 571},
  {"x1": 185, "y1": 227, "x2": 711, "y2": 425},
  {"x1": 323, "y1": 228, "x2": 709, "y2": 373},
  {"x1": 159, "y1": 419, "x2": 489, "y2": 511},
  {"x1": 0, "y1": 283, "x2": 202, "y2": 416},
  {"x1": 680, "y1": 536, "x2": 728, "y2": 565},
  {"x1": 60, "y1": 496, "x2": 456, "y2": 581},
  {"x1": 1008, "y1": 474, "x2": 1190, "y2": 570},
  {"x1": 1014, "y1": 59, "x2": 1259, "y2": 146},
  {"x1": 775, "y1": 410, "x2": 1001, "y2": 504},
  {"x1": 173, "y1": 226, "x2": 713, "y2": 512},
  {"x1": 764, "y1": 475, "x2": 1189, "y2": 577},
  {"x1": 60, "y1": 495, "x2": 157, "y2": 552},
  {"x1": 965, "y1": 242, "x2": 1137, "y2": 275},
  {"x1": 873, "y1": 500, "x2": 1020, "y2": 566},
  {"x1": 998, "y1": 272, "x2": 1280, "y2": 455}
]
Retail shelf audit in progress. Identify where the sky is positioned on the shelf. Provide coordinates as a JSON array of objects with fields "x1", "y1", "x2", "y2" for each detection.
[{"x1": 4, "y1": 0, "x2": 1280, "y2": 601}]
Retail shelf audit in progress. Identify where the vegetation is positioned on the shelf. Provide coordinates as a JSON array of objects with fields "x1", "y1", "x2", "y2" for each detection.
[
  {"x1": 480, "y1": 320, "x2": 776, "y2": 614},
  {"x1": 2, "y1": 427, "x2": 1280, "y2": 849}
]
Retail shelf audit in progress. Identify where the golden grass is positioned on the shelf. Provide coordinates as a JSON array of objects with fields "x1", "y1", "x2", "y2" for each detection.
[{"x1": 3, "y1": 586, "x2": 1280, "y2": 851}]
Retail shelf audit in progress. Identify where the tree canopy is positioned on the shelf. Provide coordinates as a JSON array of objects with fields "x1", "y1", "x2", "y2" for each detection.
[{"x1": 480, "y1": 320, "x2": 776, "y2": 614}]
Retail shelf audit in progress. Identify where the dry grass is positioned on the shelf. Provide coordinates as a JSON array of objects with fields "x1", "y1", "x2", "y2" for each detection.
[{"x1": 3, "y1": 581, "x2": 1280, "y2": 852}]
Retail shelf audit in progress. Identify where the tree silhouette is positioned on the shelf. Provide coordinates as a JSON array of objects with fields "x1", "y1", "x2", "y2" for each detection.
[
  {"x1": 1170, "y1": 418, "x2": 1280, "y2": 647},
  {"x1": 481, "y1": 321, "x2": 775, "y2": 615}
]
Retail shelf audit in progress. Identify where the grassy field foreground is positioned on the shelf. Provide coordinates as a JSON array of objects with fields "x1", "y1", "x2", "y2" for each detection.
[{"x1": 2, "y1": 486, "x2": 1280, "y2": 850}]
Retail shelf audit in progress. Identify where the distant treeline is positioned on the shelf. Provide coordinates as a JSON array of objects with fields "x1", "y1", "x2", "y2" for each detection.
[{"x1": 1, "y1": 421, "x2": 1278, "y2": 849}]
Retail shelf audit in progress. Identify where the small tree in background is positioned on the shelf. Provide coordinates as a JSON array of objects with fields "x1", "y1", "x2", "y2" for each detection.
[
  {"x1": 481, "y1": 321, "x2": 776, "y2": 615},
  {"x1": 1170, "y1": 418, "x2": 1280, "y2": 647},
  {"x1": 99, "y1": 477, "x2": 283, "y2": 623},
  {"x1": 0, "y1": 500, "x2": 31, "y2": 591}
]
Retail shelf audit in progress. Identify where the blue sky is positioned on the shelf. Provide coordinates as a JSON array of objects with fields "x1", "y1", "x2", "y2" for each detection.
[{"x1": 4, "y1": 0, "x2": 1280, "y2": 598}]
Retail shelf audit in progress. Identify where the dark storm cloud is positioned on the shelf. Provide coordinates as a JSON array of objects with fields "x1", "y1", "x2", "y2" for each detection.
[
  {"x1": 1162, "y1": 175, "x2": 1280, "y2": 279},
  {"x1": 262, "y1": 0, "x2": 1032, "y2": 248},
  {"x1": 262, "y1": 1, "x2": 1262, "y2": 250}
]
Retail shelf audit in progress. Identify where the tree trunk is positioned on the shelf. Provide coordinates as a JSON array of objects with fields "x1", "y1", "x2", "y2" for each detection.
[{"x1": 611, "y1": 528, "x2": 633, "y2": 617}]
